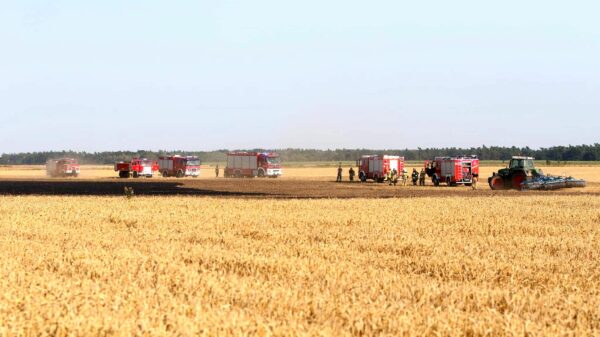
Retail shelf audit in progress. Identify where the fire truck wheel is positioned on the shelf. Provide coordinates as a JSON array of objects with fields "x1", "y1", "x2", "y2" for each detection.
[
  {"x1": 133, "y1": 171, "x2": 139, "y2": 178},
  {"x1": 176, "y1": 170, "x2": 184, "y2": 178},
  {"x1": 119, "y1": 171, "x2": 129, "y2": 179},
  {"x1": 257, "y1": 169, "x2": 265, "y2": 178},
  {"x1": 162, "y1": 170, "x2": 169, "y2": 178}
]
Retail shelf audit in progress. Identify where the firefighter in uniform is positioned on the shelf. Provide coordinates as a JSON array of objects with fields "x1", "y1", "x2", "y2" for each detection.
[
  {"x1": 411, "y1": 168, "x2": 419, "y2": 186},
  {"x1": 336, "y1": 165, "x2": 343, "y2": 182},
  {"x1": 215, "y1": 164, "x2": 219, "y2": 178},
  {"x1": 349, "y1": 167, "x2": 356, "y2": 182},
  {"x1": 402, "y1": 168, "x2": 409, "y2": 186},
  {"x1": 389, "y1": 168, "x2": 399, "y2": 186},
  {"x1": 419, "y1": 168, "x2": 427, "y2": 186}
]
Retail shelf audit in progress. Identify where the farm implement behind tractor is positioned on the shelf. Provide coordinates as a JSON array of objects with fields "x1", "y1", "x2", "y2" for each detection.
[{"x1": 488, "y1": 156, "x2": 586, "y2": 191}]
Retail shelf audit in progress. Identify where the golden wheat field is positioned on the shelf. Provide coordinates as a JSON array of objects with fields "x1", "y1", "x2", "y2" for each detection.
[{"x1": 0, "y1": 165, "x2": 599, "y2": 336}]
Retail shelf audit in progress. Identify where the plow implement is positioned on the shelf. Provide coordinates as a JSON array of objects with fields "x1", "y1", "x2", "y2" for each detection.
[{"x1": 521, "y1": 175, "x2": 586, "y2": 190}]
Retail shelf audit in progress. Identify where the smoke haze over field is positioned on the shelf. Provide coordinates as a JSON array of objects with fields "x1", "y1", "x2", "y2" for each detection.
[{"x1": 0, "y1": 1, "x2": 599, "y2": 152}]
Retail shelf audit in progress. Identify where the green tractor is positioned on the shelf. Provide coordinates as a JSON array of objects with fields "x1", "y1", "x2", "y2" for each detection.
[{"x1": 488, "y1": 156, "x2": 544, "y2": 190}]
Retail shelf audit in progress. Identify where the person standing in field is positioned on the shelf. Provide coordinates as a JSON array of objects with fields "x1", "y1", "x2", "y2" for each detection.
[
  {"x1": 349, "y1": 167, "x2": 356, "y2": 182},
  {"x1": 402, "y1": 168, "x2": 409, "y2": 186},
  {"x1": 419, "y1": 168, "x2": 426, "y2": 186},
  {"x1": 411, "y1": 168, "x2": 419, "y2": 185},
  {"x1": 336, "y1": 165, "x2": 343, "y2": 182},
  {"x1": 215, "y1": 164, "x2": 219, "y2": 178}
]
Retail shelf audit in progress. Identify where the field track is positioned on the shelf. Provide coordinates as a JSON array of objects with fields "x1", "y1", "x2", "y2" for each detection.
[{"x1": 0, "y1": 177, "x2": 596, "y2": 198}]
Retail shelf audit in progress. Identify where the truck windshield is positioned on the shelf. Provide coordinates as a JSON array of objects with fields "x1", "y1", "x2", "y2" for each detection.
[
  {"x1": 267, "y1": 157, "x2": 281, "y2": 164},
  {"x1": 187, "y1": 160, "x2": 200, "y2": 166}
]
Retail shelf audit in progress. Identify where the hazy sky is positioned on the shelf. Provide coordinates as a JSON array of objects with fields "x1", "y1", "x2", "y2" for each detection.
[{"x1": 1, "y1": 1, "x2": 598, "y2": 152}]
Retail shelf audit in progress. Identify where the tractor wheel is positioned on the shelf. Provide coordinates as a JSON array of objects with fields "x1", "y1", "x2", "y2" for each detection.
[
  {"x1": 490, "y1": 176, "x2": 505, "y2": 190},
  {"x1": 512, "y1": 172, "x2": 526, "y2": 190}
]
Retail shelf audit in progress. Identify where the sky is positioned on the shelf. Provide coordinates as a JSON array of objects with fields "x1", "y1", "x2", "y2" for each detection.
[{"x1": 0, "y1": 0, "x2": 599, "y2": 152}]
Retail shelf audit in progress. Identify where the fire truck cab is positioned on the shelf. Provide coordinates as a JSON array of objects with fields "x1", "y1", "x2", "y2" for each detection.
[
  {"x1": 425, "y1": 155, "x2": 479, "y2": 186},
  {"x1": 115, "y1": 158, "x2": 159, "y2": 178},
  {"x1": 158, "y1": 155, "x2": 200, "y2": 178},
  {"x1": 357, "y1": 155, "x2": 404, "y2": 183},
  {"x1": 225, "y1": 152, "x2": 282, "y2": 178},
  {"x1": 46, "y1": 158, "x2": 80, "y2": 178}
]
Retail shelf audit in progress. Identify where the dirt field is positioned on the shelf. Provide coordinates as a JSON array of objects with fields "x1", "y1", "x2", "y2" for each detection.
[
  {"x1": 0, "y1": 165, "x2": 597, "y2": 198},
  {"x1": 0, "y1": 165, "x2": 599, "y2": 336}
]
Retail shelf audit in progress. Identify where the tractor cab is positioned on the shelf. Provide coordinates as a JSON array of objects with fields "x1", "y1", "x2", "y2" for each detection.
[
  {"x1": 505, "y1": 156, "x2": 543, "y2": 177},
  {"x1": 508, "y1": 157, "x2": 535, "y2": 170}
]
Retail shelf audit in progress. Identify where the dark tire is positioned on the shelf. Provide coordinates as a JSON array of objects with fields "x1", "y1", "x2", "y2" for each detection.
[
  {"x1": 119, "y1": 171, "x2": 129, "y2": 179},
  {"x1": 162, "y1": 170, "x2": 169, "y2": 178},
  {"x1": 257, "y1": 169, "x2": 265, "y2": 178},
  {"x1": 176, "y1": 170, "x2": 184, "y2": 178},
  {"x1": 490, "y1": 176, "x2": 504, "y2": 190},
  {"x1": 132, "y1": 171, "x2": 139, "y2": 178}
]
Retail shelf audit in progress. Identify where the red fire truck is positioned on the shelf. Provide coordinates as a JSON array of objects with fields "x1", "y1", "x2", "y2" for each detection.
[
  {"x1": 424, "y1": 155, "x2": 479, "y2": 186},
  {"x1": 357, "y1": 155, "x2": 404, "y2": 182},
  {"x1": 158, "y1": 155, "x2": 200, "y2": 178},
  {"x1": 224, "y1": 152, "x2": 282, "y2": 178},
  {"x1": 114, "y1": 158, "x2": 159, "y2": 178},
  {"x1": 46, "y1": 158, "x2": 80, "y2": 177}
]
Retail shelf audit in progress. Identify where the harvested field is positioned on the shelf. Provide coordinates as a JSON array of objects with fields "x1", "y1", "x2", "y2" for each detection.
[
  {"x1": 0, "y1": 165, "x2": 598, "y2": 198},
  {"x1": 0, "y1": 178, "x2": 598, "y2": 198}
]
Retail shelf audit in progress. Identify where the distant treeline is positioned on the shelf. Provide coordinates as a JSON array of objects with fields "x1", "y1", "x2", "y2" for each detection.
[{"x1": 1, "y1": 144, "x2": 600, "y2": 165}]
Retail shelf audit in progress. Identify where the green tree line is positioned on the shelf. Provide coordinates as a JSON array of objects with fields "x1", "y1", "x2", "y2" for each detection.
[{"x1": 1, "y1": 144, "x2": 599, "y2": 165}]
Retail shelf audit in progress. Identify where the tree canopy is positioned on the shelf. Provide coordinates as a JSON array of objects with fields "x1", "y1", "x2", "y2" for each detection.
[{"x1": 1, "y1": 144, "x2": 599, "y2": 165}]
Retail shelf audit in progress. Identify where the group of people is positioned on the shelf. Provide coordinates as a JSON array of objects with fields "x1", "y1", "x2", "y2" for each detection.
[
  {"x1": 411, "y1": 168, "x2": 427, "y2": 186},
  {"x1": 336, "y1": 166, "x2": 355, "y2": 182},
  {"x1": 336, "y1": 165, "x2": 429, "y2": 186}
]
